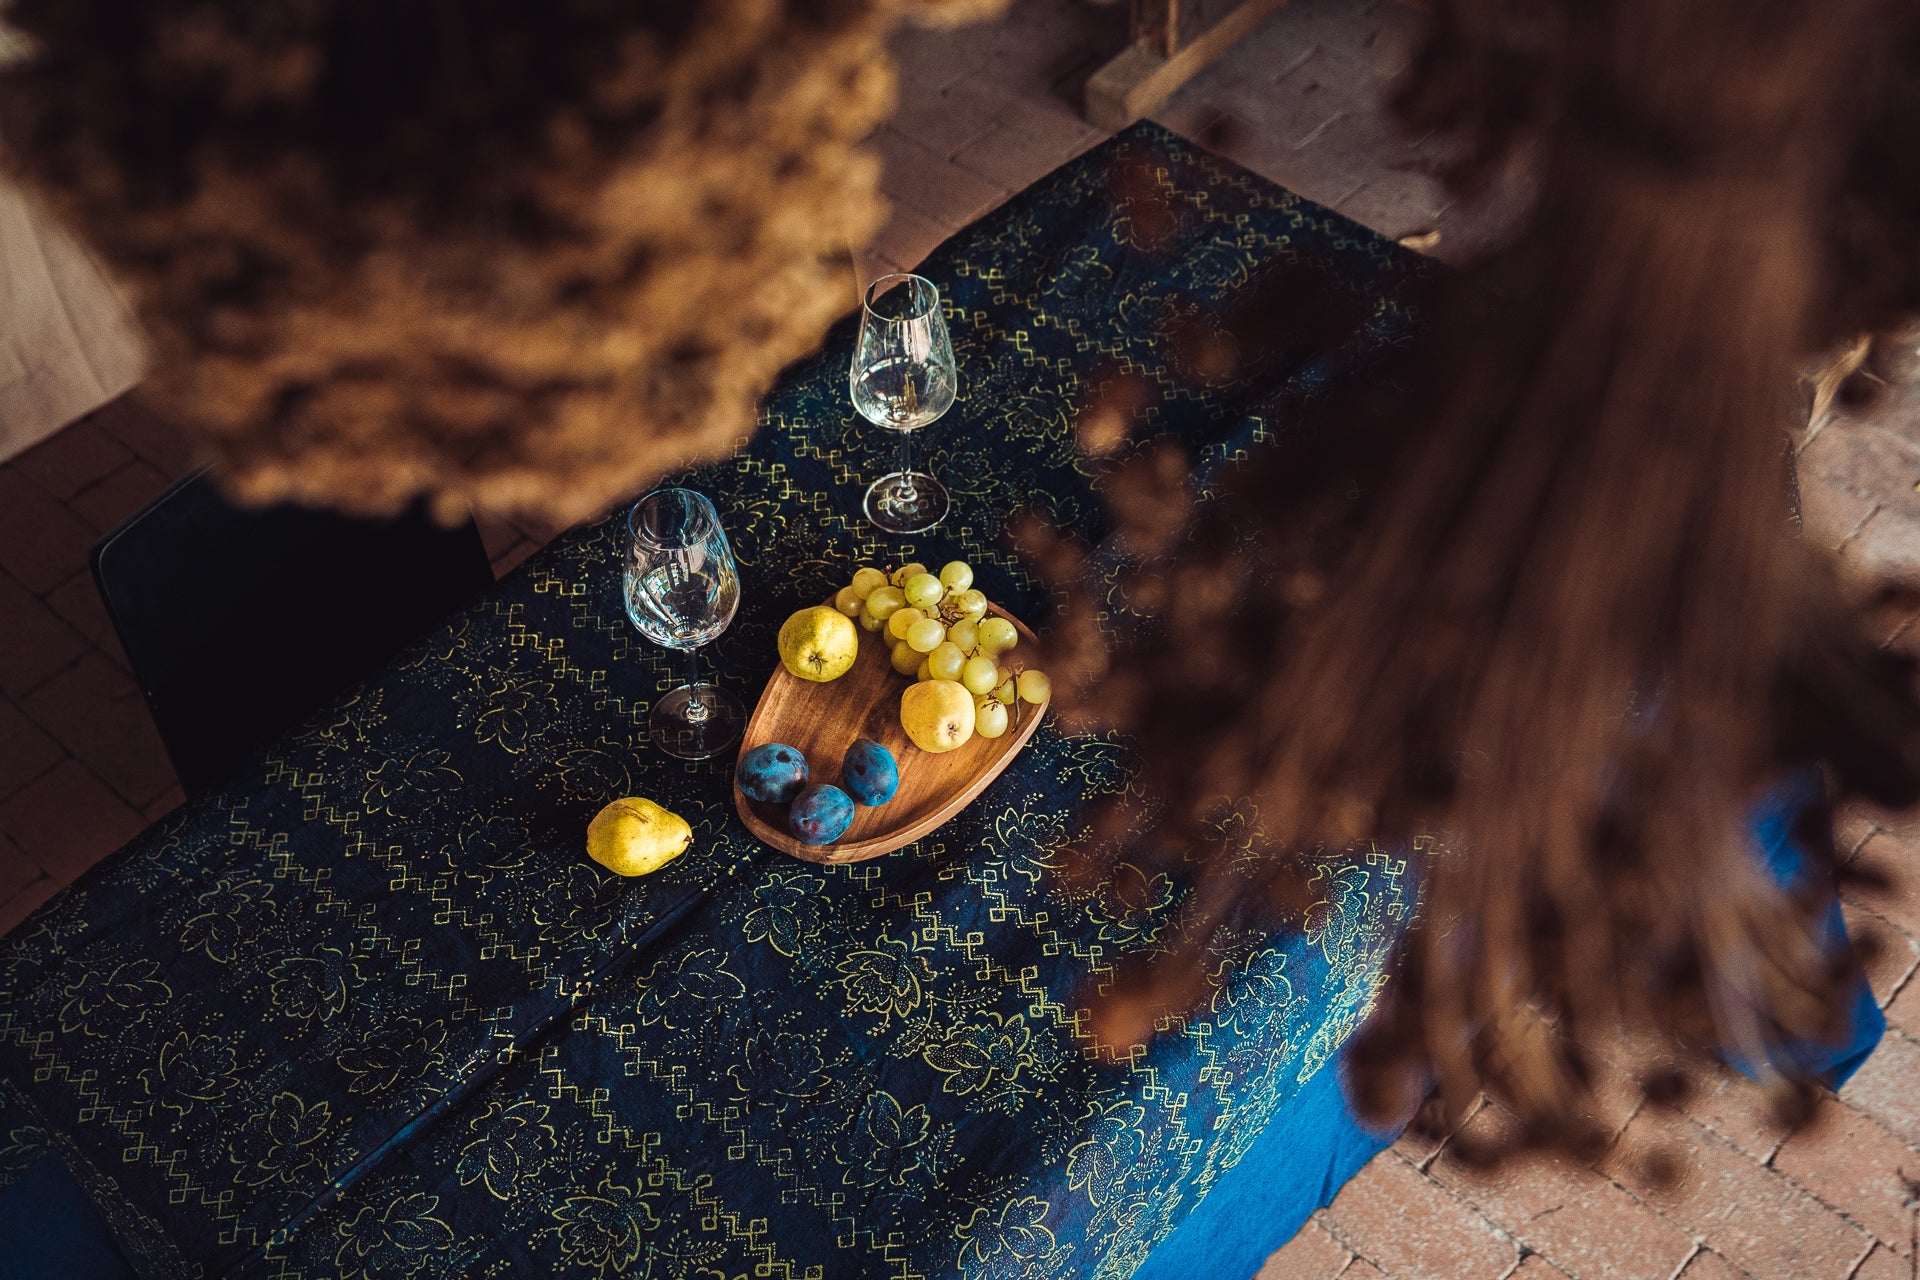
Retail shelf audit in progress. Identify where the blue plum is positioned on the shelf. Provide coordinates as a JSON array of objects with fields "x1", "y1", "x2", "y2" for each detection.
[
  {"x1": 840, "y1": 737, "x2": 899, "y2": 807},
  {"x1": 788, "y1": 784, "x2": 854, "y2": 845},
  {"x1": 736, "y1": 742, "x2": 809, "y2": 805}
]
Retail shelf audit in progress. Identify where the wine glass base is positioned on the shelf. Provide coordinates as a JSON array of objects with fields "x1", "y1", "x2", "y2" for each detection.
[
  {"x1": 864, "y1": 471, "x2": 949, "y2": 535},
  {"x1": 651, "y1": 683, "x2": 745, "y2": 760}
]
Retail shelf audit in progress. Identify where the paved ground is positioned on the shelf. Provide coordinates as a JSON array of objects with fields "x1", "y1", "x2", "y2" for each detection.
[{"x1": 0, "y1": 1, "x2": 1916, "y2": 1277}]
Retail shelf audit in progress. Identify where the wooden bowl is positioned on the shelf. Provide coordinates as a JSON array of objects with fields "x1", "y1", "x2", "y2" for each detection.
[{"x1": 733, "y1": 601, "x2": 1049, "y2": 864}]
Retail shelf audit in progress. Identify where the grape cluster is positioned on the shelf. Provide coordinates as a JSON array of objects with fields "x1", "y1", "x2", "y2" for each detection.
[{"x1": 833, "y1": 560, "x2": 1050, "y2": 740}]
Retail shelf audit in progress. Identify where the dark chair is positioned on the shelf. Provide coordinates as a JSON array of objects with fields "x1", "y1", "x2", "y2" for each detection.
[{"x1": 91, "y1": 468, "x2": 496, "y2": 794}]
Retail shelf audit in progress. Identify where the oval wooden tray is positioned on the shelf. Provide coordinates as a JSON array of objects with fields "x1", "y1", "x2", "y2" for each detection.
[{"x1": 733, "y1": 601, "x2": 1049, "y2": 864}]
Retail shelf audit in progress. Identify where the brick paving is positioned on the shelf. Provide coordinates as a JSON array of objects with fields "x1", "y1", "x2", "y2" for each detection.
[{"x1": 0, "y1": 0, "x2": 1917, "y2": 1276}]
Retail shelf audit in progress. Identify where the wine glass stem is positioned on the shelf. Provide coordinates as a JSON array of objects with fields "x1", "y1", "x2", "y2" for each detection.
[
  {"x1": 898, "y1": 428, "x2": 918, "y2": 504},
  {"x1": 683, "y1": 646, "x2": 710, "y2": 723}
]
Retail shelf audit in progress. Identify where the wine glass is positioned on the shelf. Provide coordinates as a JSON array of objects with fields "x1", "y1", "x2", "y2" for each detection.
[
  {"x1": 851, "y1": 273, "x2": 957, "y2": 534},
  {"x1": 623, "y1": 488, "x2": 744, "y2": 760}
]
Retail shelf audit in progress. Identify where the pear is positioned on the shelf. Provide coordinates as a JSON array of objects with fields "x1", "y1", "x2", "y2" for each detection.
[
  {"x1": 586, "y1": 797, "x2": 691, "y2": 876},
  {"x1": 900, "y1": 680, "x2": 975, "y2": 752},
  {"x1": 777, "y1": 605, "x2": 858, "y2": 682}
]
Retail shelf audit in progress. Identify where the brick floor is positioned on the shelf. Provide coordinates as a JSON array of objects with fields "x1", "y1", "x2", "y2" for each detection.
[
  {"x1": 1432, "y1": 1105, "x2": 1697, "y2": 1280},
  {"x1": 2, "y1": 1, "x2": 1919, "y2": 1277},
  {"x1": 1613, "y1": 1110, "x2": 1874, "y2": 1279},
  {"x1": 1670, "y1": 1249, "x2": 1745, "y2": 1280},
  {"x1": 1853, "y1": 1245, "x2": 1919, "y2": 1280},
  {"x1": 1319, "y1": 1150, "x2": 1521, "y2": 1278},
  {"x1": 1771, "y1": 1095, "x2": 1920, "y2": 1257},
  {"x1": 1256, "y1": 1217, "x2": 1353, "y2": 1278}
]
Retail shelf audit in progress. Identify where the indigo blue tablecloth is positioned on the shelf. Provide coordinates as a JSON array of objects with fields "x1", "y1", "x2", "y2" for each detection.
[{"x1": 0, "y1": 123, "x2": 1880, "y2": 1280}]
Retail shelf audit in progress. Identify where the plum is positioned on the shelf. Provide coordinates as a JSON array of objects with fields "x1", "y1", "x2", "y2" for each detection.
[
  {"x1": 788, "y1": 784, "x2": 855, "y2": 845},
  {"x1": 736, "y1": 742, "x2": 809, "y2": 804},
  {"x1": 841, "y1": 737, "x2": 899, "y2": 806}
]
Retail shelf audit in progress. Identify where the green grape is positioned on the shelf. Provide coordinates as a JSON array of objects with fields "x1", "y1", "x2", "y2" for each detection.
[
  {"x1": 891, "y1": 640, "x2": 922, "y2": 676},
  {"x1": 916, "y1": 658, "x2": 933, "y2": 682},
  {"x1": 928, "y1": 642, "x2": 966, "y2": 681},
  {"x1": 865, "y1": 585, "x2": 907, "y2": 621},
  {"x1": 1016, "y1": 668, "x2": 1051, "y2": 704},
  {"x1": 978, "y1": 617, "x2": 1018, "y2": 655},
  {"x1": 939, "y1": 560, "x2": 974, "y2": 592},
  {"x1": 975, "y1": 699, "x2": 1009, "y2": 739},
  {"x1": 833, "y1": 586, "x2": 863, "y2": 617},
  {"x1": 947, "y1": 619, "x2": 980, "y2": 654},
  {"x1": 992, "y1": 676, "x2": 1016, "y2": 704},
  {"x1": 860, "y1": 611, "x2": 884, "y2": 633},
  {"x1": 906, "y1": 617, "x2": 946, "y2": 653},
  {"x1": 955, "y1": 589, "x2": 989, "y2": 621},
  {"x1": 850, "y1": 567, "x2": 888, "y2": 599},
  {"x1": 889, "y1": 562, "x2": 928, "y2": 589},
  {"x1": 961, "y1": 655, "x2": 999, "y2": 695},
  {"x1": 904, "y1": 572, "x2": 944, "y2": 610},
  {"x1": 887, "y1": 606, "x2": 924, "y2": 640}
]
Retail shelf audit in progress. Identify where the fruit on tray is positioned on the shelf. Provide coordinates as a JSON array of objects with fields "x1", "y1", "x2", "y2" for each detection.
[
  {"x1": 778, "y1": 605, "x2": 858, "y2": 682},
  {"x1": 841, "y1": 738, "x2": 899, "y2": 806},
  {"x1": 788, "y1": 783, "x2": 855, "y2": 845},
  {"x1": 735, "y1": 739, "x2": 900, "y2": 849},
  {"x1": 586, "y1": 797, "x2": 692, "y2": 876},
  {"x1": 900, "y1": 679, "x2": 975, "y2": 753},
  {"x1": 841, "y1": 558, "x2": 1047, "y2": 748},
  {"x1": 736, "y1": 742, "x2": 810, "y2": 804},
  {"x1": 975, "y1": 699, "x2": 1009, "y2": 739}
]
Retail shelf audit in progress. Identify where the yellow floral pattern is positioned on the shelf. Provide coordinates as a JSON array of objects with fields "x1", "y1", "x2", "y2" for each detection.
[{"x1": 0, "y1": 124, "x2": 1424, "y2": 1278}]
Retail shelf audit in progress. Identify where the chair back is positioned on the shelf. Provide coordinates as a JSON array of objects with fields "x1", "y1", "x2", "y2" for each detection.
[{"x1": 91, "y1": 469, "x2": 495, "y2": 794}]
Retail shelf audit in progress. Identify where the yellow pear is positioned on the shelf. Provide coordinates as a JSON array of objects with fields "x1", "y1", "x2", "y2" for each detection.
[
  {"x1": 586, "y1": 797, "x2": 692, "y2": 876},
  {"x1": 900, "y1": 680, "x2": 976, "y2": 752},
  {"x1": 777, "y1": 605, "x2": 858, "y2": 682}
]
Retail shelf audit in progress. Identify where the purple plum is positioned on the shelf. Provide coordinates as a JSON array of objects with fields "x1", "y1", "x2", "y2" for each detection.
[
  {"x1": 788, "y1": 783, "x2": 854, "y2": 845},
  {"x1": 737, "y1": 742, "x2": 809, "y2": 805},
  {"x1": 841, "y1": 737, "x2": 899, "y2": 806}
]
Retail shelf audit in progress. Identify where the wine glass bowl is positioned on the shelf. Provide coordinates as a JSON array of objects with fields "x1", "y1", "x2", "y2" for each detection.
[
  {"x1": 624, "y1": 488, "x2": 745, "y2": 760},
  {"x1": 851, "y1": 273, "x2": 957, "y2": 534}
]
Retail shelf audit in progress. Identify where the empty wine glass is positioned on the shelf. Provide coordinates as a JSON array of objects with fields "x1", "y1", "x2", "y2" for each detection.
[
  {"x1": 623, "y1": 488, "x2": 744, "y2": 760},
  {"x1": 851, "y1": 273, "x2": 957, "y2": 535}
]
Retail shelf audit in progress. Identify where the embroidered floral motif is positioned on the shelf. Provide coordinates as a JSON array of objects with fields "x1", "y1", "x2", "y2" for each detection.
[
  {"x1": 955, "y1": 1195, "x2": 1059, "y2": 1279},
  {"x1": 179, "y1": 877, "x2": 282, "y2": 963},
  {"x1": 923, "y1": 1011, "x2": 1034, "y2": 1109},
  {"x1": 553, "y1": 1175, "x2": 660, "y2": 1277},
  {"x1": 845, "y1": 1092, "x2": 933, "y2": 1189},
  {"x1": 361, "y1": 749, "x2": 463, "y2": 818},
  {"x1": 1065, "y1": 1100, "x2": 1147, "y2": 1206},
  {"x1": 463, "y1": 674, "x2": 556, "y2": 754},
  {"x1": 140, "y1": 1032, "x2": 242, "y2": 1116},
  {"x1": 268, "y1": 947, "x2": 354, "y2": 1030},
  {"x1": 1084, "y1": 862, "x2": 1175, "y2": 949},
  {"x1": 57, "y1": 958, "x2": 170, "y2": 1035},
  {"x1": 739, "y1": 870, "x2": 823, "y2": 957},
  {"x1": 457, "y1": 1099, "x2": 554, "y2": 1201},
  {"x1": 727, "y1": 1026, "x2": 837, "y2": 1100},
  {"x1": 334, "y1": 1191, "x2": 456, "y2": 1280},
  {"x1": 231, "y1": 1091, "x2": 333, "y2": 1188},
  {"x1": 336, "y1": 1018, "x2": 448, "y2": 1099},
  {"x1": 834, "y1": 936, "x2": 934, "y2": 1021}
]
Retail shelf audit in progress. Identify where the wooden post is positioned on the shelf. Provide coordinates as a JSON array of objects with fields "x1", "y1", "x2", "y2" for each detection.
[{"x1": 1086, "y1": 0, "x2": 1290, "y2": 131}]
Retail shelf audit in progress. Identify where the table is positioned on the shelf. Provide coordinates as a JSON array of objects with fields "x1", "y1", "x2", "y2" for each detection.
[{"x1": 0, "y1": 123, "x2": 1881, "y2": 1280}]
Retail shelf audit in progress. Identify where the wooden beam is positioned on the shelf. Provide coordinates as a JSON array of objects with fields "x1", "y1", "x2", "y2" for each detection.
[
  {"x1": 1131, "y1": 0, "x2": 1174, "y2": 57},
  {"x1": 1086, "y1": 0, "x2": 1289, "y2": 131}
]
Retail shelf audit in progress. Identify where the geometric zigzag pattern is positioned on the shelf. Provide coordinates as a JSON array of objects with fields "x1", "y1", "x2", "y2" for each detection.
[{"x1": 0, "y1": 123, "x2": 1423, "y2": 1279}]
